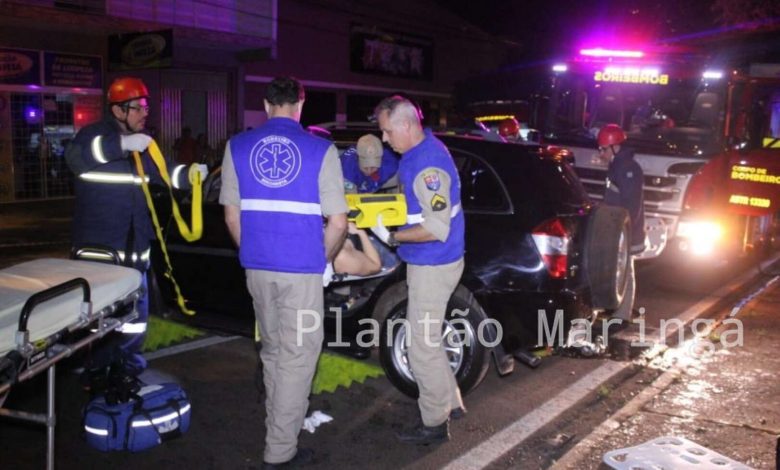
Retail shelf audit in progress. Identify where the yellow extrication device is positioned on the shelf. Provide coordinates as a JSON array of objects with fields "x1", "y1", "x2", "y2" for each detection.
[
  {"x1": 133, "y1": 139, "x2": 203, "y2": 316},
  {"x1": 345, "y1": 193, "x2": 407, "y2": 228}
]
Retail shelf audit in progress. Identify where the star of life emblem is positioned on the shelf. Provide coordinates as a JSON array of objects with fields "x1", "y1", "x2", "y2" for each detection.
[{"x1": 250, "y1": 135, "x2": 302, "y2": 187}]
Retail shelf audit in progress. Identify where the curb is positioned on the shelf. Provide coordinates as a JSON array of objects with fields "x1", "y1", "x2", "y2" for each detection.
[{"x1": 550, "y1": 253, "x2": 780, "y2": 469}]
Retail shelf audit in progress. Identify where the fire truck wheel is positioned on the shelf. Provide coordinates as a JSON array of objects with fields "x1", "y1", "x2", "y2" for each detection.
[
  {"x1": 586, "y1": 206, "x2": 631, "y2": 311},
  {"x1": 379, "y1": 285, "x2": 491, "y2": 398}
]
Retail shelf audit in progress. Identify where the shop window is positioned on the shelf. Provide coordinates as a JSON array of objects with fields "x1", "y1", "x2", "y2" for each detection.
[{"x1": 10, "y1": 93, "x2": 76, "y2": 200}]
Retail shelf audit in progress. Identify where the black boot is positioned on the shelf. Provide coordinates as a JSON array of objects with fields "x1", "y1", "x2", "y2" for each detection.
[
  {"x1": 397, "y1": 419, "x2": 450, "y2": 445},
  {"x1": 450, "y1": 406, "x2": 467, "y2": 420}
]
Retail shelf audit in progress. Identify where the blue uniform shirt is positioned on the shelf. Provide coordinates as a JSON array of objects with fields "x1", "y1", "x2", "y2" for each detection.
[
  {"x1": 341, "y1": 146, "x2": 399, "y2": 193},
  {"x1": 604, "y1": 146, "x2": 646, "y2": 250}
]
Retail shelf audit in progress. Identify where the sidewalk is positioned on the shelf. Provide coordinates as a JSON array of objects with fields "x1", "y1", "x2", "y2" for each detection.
[
  {"x1": 552, "y1": 274, "x2": 780, "y2": 469},
  {"x1": 0, "y1": 199, "x2": 73, "y2": 267}
]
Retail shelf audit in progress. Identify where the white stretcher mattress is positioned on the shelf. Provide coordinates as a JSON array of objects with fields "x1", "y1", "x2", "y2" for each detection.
[{"x1": 0, "y1": 258, "x2": 143, "y2": 356}]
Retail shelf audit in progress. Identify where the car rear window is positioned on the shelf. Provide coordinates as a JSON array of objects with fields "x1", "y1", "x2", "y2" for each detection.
[{"x1": 451, "y1": 146, "x2": 589, "y2": 213}]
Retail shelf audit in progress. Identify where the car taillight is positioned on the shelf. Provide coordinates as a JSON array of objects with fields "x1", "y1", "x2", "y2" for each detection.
[{"x1": 532, "y1": 218, "x2": 570, "y2": 279}]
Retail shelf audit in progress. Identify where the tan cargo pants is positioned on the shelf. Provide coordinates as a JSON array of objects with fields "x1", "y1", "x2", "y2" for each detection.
[
  {"x1": 406, "y1": 258, "x2": 465, "y2": 427},
  {"x1": 246, "y1": 269, "x2": 324, "y2": 464}
]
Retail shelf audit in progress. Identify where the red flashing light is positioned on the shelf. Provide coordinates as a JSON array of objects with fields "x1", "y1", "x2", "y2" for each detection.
[{"x1": 580, "y1": 48, "x2": 644, "y2": 58}]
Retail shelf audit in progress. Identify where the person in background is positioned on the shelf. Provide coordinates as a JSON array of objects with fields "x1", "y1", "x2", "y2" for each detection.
[
  {"x1": 598, "y1": 123, "x2": 646, "y2": 320},
  {"x1": 220, "y1": 76, "x2": 347, "y2": 468},
  {"x1": 65, "y1": 77, "x2": 204, "y2": 384},
  {"x1": 371, "y1": 95, "x2": 466, "y2": 445},
  {"x1": 497, "y1": 117, "x2": 521, "y2": 142},
  {"x1": 341, "y1": 133, "x2": 399, "y2": 193},
  {"x1": 173, "y1": 126, "x2": 197, "y2": 165}
]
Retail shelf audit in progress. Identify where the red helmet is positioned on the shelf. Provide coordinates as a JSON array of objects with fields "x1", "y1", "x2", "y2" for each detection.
[
  {"x1": 107, "y1": 77, "x2": 149, "y2": 104},
  {"x1": 498, "y1": 118, "x2": 520, "y2": 138},
  {"x1": 597, "y1": 124, "x2": 626, "y2": 147}
]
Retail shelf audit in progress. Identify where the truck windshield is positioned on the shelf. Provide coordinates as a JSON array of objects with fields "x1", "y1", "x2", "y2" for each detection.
[{"x1": 546, "y1": 72, "x2": 727, "y2": 157}]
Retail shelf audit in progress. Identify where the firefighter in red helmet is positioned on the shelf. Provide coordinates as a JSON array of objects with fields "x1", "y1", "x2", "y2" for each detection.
[
  {"x1": 498, "y1": 117, "x2": 521, "y2": 141},
  {"x1": 65, "y1": 77, "x2": 200, "y2": 390},
  {"x1": 597, "y1": 123, "x2": 645, "y2": 321}
]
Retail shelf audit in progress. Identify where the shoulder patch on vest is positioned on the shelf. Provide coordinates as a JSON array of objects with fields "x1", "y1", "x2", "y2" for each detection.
[
  {"x1": 423, "y1": 171, "x2": 441, "y2": 191},
  {"x1": 431, "y1": 193, "x2": 447, "y2": 211}
]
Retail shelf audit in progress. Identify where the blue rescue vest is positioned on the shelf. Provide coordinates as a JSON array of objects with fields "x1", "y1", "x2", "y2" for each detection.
[
  {"x1": 341, "y1": 146, "x2": 399, "y2": 193},
  {"x1": 231, "y1": 117, "x2": 331, "y2": 273},
  {"x1": 398, "y1": 130, "x2": 464, "y2": 265}
]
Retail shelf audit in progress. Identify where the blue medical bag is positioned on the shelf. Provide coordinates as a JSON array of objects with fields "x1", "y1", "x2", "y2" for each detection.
[{"x1": 83, "y1": 382, "x2": 191, "y2": 452}]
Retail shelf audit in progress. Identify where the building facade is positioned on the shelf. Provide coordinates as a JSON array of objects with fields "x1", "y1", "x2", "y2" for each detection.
[{"x1": 0, "y1": 0, "x2": 506, "y2": 202}]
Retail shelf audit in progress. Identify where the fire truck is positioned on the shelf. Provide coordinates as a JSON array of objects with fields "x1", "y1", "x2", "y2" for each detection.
[{"x1": 504, "y1": 46, "x2": 780, "y2": 260}]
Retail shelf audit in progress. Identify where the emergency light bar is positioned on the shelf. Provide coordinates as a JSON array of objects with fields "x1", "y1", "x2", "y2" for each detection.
[
  {"x1": 702, "y1": 70, "x2": 723, "y2": 80},
  {"x1": 580, "y1": 48, "x2": 644, "y2": 58}
]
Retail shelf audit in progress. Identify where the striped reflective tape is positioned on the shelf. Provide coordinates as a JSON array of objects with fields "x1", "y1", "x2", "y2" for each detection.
[
  {"x1": 117, "y1": 322, "x2": 147, "y2": 334},
  {"x1": 91, "y1": 136, "x2": 108, "y2": 164},
  {"x1": 84, "y1": 425, "x2": 109, "y2": 436},
  {"x1": 131, "y1": 403, "x2": 191, "y2": 427},
  {"x1": 80, "y1": 172, "x2": 150, "y2": 185},
  {"x1": 407, "y1": 202, "x2": 462, "y2": 225},
  {"x1": 240, "y1": 199, "x2": 322, "y2": 215}
]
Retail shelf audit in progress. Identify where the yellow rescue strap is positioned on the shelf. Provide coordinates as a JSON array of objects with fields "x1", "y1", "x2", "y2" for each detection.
[{"x1": 132, "y1": 140, "x2": 203, "y2": 315}]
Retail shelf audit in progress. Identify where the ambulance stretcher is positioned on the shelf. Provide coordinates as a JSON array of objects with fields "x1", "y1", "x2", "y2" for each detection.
[{"x1": 0, "y1": 258, "x2": 143, "y2": 470}]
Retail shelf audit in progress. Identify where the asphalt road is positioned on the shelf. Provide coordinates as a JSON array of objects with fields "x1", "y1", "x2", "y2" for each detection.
[{"x1": 0, "y1": 228, "x2": 771, "y2": 469}]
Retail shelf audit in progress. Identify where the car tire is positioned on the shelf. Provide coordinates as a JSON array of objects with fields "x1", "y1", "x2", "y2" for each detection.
[
  {"x1": 586, "y1": 205, "x2": 631, "y2": 311},
  {"x1": 379, "y1": 286, "x2": 491, "y2": 398}
]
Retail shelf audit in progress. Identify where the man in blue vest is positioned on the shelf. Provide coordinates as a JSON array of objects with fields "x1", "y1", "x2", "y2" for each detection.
[
  {"x1": 371, "y1": 95, "x2": 466, "y2": 445},
  {"x1": 598, "y1": 123, "x2": 646, "y2": 320},
  {"x1": 341, "y1": 133, "x2": 399, "y2": 193},
  {"x1": 65, "y1": 77, "x2": 197, "y2": 382},
  {"x1": 220, "y1": 77, "x2": 348, "y2": 468}
]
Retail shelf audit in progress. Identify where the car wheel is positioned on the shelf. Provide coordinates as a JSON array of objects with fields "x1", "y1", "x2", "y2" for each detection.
[
  {"x1": 586, "y1": 206, "x2": 630, "y2": 310},
  {"x1": 379, "y1": 286, "x2": 491, "y2": 398}
]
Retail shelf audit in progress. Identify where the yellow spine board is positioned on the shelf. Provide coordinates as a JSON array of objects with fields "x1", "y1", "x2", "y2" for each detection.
[{"x1": 345, "y1": 193, "x2": 407, "y2": 228}]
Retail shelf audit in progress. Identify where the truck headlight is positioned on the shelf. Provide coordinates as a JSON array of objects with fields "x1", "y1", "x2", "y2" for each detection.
[{"x1": 677, "y1": 221, "x2": 723, "y2": 256}]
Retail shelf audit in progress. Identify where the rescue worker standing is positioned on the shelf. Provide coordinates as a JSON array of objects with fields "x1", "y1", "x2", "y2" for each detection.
[
  {"x1": 341, "y1": 133, "x2": 399, "y2": 193},
  {"x1": 372, "y1": 95, "x2": 466, "y2": 445},
  {"x1": 220, "y1": 77, "x2": 347, "y2": 468},
  {"x1": 498, "y1": 117, "x2": 521, "y2": 142},
  {"x1": 598, "y1": 123, "x2": 646, "y2": 320},
  {"x1": 66, "y1": 77, "x2": 193, "y2": 378}
]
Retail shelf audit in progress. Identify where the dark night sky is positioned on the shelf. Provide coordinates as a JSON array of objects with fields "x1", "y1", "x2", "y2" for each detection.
[{"x1": 435, "y1": 0, "x2": 720, "y2": 60}]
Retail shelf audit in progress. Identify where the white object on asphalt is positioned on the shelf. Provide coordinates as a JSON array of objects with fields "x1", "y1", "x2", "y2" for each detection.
[
  {"x1": 301, "y1": 410, "x2": 333, "y2": 434},
  {"x1": 603, "y1": 436, "x2": 754, "y2": 470}
]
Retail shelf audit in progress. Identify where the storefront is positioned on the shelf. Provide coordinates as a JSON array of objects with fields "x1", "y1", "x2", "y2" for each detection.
[{"x1": 0, "y1": 47, "x2": 103, "y2": 203}]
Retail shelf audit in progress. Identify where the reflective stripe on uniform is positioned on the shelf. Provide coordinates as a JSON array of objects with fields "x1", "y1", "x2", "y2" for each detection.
[
  {"x1": 171, "y1": 164, "x2": 186, "y2": 189},
  {"x1": 91, "y1": 136, "x2": 108, "y2": 164},
  {"x1": 76, "y1": 248, "x2": 151, "y2": 264},
  {"x1": 118, "y1": 248, "x2": 151, "y2": 264},
  {"x1": 240, "y1": 199, "x2": 322, "y2": 215},
  {"x1": 117, "y1": 322, "x2": 147, "y2": 334},
  {"x1": 79, "y1": 171, "x2": 150, "y2": 185},
  {"x1": 407, "y1": 202, "x2": 462, "y2": 225}
]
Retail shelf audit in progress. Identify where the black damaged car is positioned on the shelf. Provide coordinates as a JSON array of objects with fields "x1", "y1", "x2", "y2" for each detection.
[{"x1": 150, "y1": 125, "x2": 631, "y2": 397}]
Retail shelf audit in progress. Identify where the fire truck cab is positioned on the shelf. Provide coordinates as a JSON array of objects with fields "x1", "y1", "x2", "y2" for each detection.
[{"x1": 534, "y1": 48, "x2": 780, "y2": 260}]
